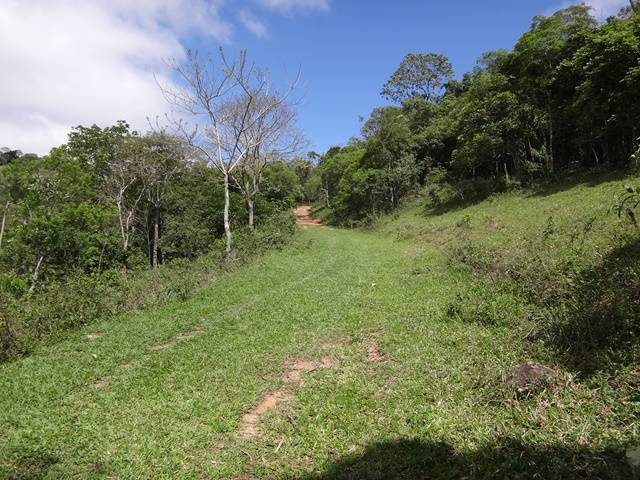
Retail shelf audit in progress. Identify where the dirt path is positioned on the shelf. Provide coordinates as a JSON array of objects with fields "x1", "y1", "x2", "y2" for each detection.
[{"x1": 295, "y1": 205, "x2": 322, "y2": 225}]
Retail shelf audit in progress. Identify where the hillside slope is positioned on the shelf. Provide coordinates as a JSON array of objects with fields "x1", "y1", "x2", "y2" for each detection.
[{"x1": 1, "y1": 173, "x2": 638, "y2": 479}]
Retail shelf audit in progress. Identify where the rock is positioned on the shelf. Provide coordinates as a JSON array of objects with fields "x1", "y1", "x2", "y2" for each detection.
[{"x1": 511, "y1": 362, "x2": 556, "y2": 396}]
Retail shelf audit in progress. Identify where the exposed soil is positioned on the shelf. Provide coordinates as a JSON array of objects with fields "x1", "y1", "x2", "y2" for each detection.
[
  {"x1": 239, "y1": 390, "x2": 292, "y2": 438},
  {"x1": 146, "y1": 342, "x2": 174, "y2": 351},
  {"x1": 366, "y1": 332, "x2": 386, "y2": 362},
  {"x1": 239, "y1": 353, "x2": 339, "y2": 438},
  {"x1": 282, "y1": 357, "x2": 336, "y2": 384},
  {"x1": 320, "y1": 336, "x2": 350, "y2": 351},
  {"x1": 93, "y1": 375, "x2": 111, "y2": 389},
  {"x1": 295, "y1": 206, "x2": 322, "y2": 225},
  {"x1": 86, "y1": 333, "x2": 101, "y2": 340},
  {"x1": 238, "y1": 332, "x2": 387, "y2": 439},
  {"x1": 176, "y1": 329, "x2": 205, "y2": 341},
  {"x1": 509, "y1": 362, "x2": 556, "y2": 397}
]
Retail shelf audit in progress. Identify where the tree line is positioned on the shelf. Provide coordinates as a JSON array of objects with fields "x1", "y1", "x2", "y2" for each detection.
[
  {"x1": 0, "y1": 49, "x2": 305, "y2": 295},
  {"x1": 302, "y1": 5, "x2": 640, "y2": 224}
]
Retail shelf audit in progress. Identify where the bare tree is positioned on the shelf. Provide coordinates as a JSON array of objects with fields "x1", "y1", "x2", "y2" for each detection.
[
  {"x1": 160, "y1": 48, "x2": 299, "y2": 254},
  {"x1": 0, "y1": 201, "x2": 8, "y2": 250},
  {"x1": 232, "y1": 95, "x2": 305, "y2": 227}
]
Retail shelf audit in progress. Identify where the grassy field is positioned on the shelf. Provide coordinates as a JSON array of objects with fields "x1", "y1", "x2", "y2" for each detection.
[{"x1": 1, "y1": 173, "x2": 639, "y2": 479}]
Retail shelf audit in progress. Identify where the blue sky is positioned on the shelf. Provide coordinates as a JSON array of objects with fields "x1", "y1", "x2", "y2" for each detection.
[
  {"x1": 216, "y1": 1, "x2": 568, "y2": 153},
  {"x1": 0, "y1": 0, "x2": 629, "y2": 155}
]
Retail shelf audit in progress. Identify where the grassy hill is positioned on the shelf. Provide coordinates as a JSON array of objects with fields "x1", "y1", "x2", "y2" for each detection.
[{"x1": 1, "y1": 172, "x2": 638, "y2": 479}]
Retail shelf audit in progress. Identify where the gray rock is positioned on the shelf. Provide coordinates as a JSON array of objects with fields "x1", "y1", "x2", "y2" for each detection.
[{"x1": 511, "y1": 362, "x2": 556, "y2": 396}]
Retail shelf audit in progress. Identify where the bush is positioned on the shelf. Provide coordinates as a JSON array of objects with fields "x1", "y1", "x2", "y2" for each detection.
[
  {"x1": 445, "y1": 287, "x2": 523, "y2": 327},
  {"x1": 445, "y1": 202, "x2": 640, "y2": 374},
  {"x1": 0, "y1": 213, "x2": 297, "y2": 362},
  {"x1": 424, "y1": 171, "x2": 508, "y2": 211},
  {"x1": 544, "y1": 236, "x2": 640, "y2": 373},
  {"x1": 234, "y1": 210, "x2": 297, "y2": 256}
]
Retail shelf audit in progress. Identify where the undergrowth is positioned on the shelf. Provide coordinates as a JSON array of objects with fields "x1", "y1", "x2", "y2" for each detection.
[
  {"x1": 441, "y1": 177, "x2": 640, "y2": 376},
  {"x1": 0, "y1": 211, "x2": 296, "y2": 361}
]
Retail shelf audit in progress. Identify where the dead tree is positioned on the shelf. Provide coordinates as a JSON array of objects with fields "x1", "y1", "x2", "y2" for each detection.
[
  {"x1": 0, "y1": 201, "x2": 9, "y2": 250},
  {"x1": 232, "y1": 95, "x2": 305, "y2": 227},
  {"x1": 160, "y1": 48, "x2": 299, "y2": 254}
]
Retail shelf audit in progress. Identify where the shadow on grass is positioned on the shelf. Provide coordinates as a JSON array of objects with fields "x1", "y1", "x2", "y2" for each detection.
[
  {"x1": 425, "y1": 180, "x2": 507, "y2": 217},
  {"x1": 545, "y1": 237, "x2": 640, "y2": 375},
  {"x1": 527, "y1": 169, "x2": 631, "y2": 199},
  {"x1": 1, "y1": 449, "x2": 60, "y2": 480},
  {"x1": 298, "y1": 438, "x2": 633, "y2": 480},
  {"x1": 425, "y1": 170, "x2": 633, "y2": 218}
]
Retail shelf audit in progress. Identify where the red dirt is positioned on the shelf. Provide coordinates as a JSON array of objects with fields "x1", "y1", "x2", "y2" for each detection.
[
  {"x1": 295, "y1": 206, "x2": 322, "y2": 225},
  {"x1": 239, "y1": 354, "x2": 338, "y2": 438},
  {"x1": 239, "y1": 390, "x2": 292, "y2": 438},
  {"x1": 237, "y1": 333, "x2": 386, "y2": 440}
]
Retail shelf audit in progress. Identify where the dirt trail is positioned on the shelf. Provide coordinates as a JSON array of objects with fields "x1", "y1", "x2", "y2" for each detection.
[
  {"x1": 295, "y1": 206, "x2": 322, "y2": 225},
  {"x1": 239, "y1": 356, "x2": 337, "y2": 438},
  {"x1": 238, "y1": 333, "x2": 383, "y2": 439}
]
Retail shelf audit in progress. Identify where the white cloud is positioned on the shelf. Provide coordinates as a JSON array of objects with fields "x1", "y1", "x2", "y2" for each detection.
[
  {"x1": 0, "y1": 0, "x2": 330, "y2": 154},
  {"x1": 0, "y1": 0, "x2": 231, "y2": 155},
  {"x1": 547, "y1": 0, "x2": 629, "y2": 20},
  {"x1": 584, "y1": 0, "x2": 629, "y2": 18},
  {"x1": 256, "y1": 0, "x2": 330, "y2": 14},
  {"x1": 239, "y1": 9, "x2": 268, "y2": 37}
]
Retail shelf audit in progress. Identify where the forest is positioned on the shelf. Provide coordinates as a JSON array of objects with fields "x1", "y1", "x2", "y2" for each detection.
[
  {"x1": 302, "y1": 5, "x2": 640, "y2": 224},
  {"x1": 0, "y1": 50, "x2": 306, "y2": 358}
]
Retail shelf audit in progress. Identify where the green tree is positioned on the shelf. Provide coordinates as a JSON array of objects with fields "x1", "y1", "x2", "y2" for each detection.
[
  {"x1": 381, "y1": 53, "x2": 453, "y2": 103},
  {"x1": 507, "y1": 6, "x2": 596, "y2": 173}
]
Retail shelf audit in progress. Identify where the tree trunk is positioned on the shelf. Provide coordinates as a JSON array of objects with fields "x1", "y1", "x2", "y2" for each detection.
[
  {"x1": 0, "y1": 201, "x2": 8, "y2": 250},
  {"x1": 122, "y1": 238, "x2": 129, "y2": 273},
  {"x1": 152, "y1": 204, "x2": 160, "y2": 269},
  {"x1": 28, "y1": 255, "x2": 44, "y2": 295},
  {"x1": 247, "y1": 197, "x2": 254, "y2": 228},
  {"x1": 323, "y1": 180, "x2": 331, "y2": 208},
  {"x1": 546, "y1": 98, "x2": 555, "y2": 174},
  {"x1": 223, "y1": 171, "x2": 232, "y2": 254}
]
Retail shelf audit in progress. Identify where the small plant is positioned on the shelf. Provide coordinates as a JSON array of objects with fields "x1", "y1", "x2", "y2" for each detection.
[{"x1": 615, "y1": 184, "x2": 640, "y2": 227}]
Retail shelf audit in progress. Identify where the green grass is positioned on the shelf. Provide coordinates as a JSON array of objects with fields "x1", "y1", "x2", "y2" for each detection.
[{"x1": 1, "y1": 173, "x2": 639, "y2": 479}]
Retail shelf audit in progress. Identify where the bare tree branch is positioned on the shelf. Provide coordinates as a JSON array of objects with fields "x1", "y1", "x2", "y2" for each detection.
[{"x1": 159, "y1": 48, "x2": 302, "y2": 250}]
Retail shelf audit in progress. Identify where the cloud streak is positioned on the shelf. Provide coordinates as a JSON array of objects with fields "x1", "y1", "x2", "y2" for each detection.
[
  {"x1": 239, "y1": 9, "x2": 268, "y2": 38},
  {"x1": 547, "y1": 0, "x2": 629, "y2": 20},
  {"x1": 256, "y1": 0, "x2": 330, "y2": 14},
  {"x1": 0, "y1": 0, "x2": 330, "y2": 154}
]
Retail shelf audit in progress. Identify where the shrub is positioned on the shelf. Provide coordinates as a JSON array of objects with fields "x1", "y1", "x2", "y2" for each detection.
[
  {"x1": 445, "y1": 287, "x2": 523, "y2": 327},
  {"x1": 424, "y1": 171, "x2": 508, "y2": 211},
  {"x1": 234, "y1": 210, "x2": 297, "y2": 256},
  {"x1": 0, "y1": 212, "x2": 297, "y2": 362}
]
